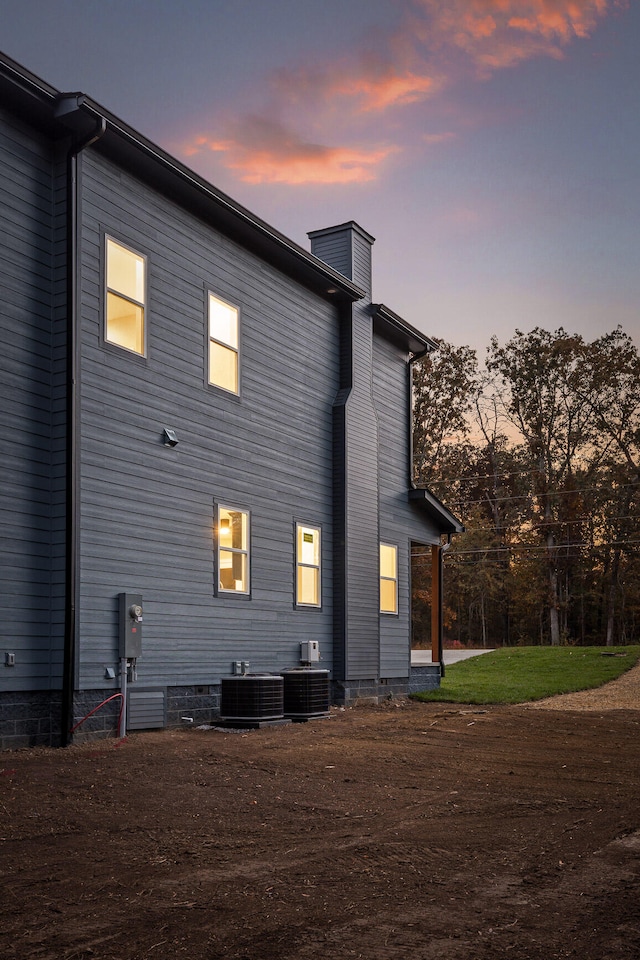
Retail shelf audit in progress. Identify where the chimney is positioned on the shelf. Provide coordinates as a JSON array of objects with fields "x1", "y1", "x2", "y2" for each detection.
[
  {"x1": 308, "y1": 221, "x2": 380, "y2": 693},
  {"x1": 308, "y1": 222, "x2": 374, "y2": 300}
]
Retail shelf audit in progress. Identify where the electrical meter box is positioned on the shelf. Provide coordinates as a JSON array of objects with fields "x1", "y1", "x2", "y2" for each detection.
[
  {"x1": 119, "y1": 593, "x2": 143, "y2": 658},
  {"x1": 300, "y1": 640, "x2": 320, "y2": 663}
]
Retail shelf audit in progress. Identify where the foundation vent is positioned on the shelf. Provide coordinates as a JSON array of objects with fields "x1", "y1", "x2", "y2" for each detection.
[{"x1": 127, "y1": 689, "x2": 166, "y2": 730}]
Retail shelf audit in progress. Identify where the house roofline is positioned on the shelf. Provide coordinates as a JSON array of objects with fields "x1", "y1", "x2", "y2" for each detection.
[
  {"x1": 308, "y1": 221, "x2": 376, "y2": 246},
  {"x1": 0, "y1": 50, "x2": 364, "y2": 305},
  {"x1": 409, "y1": 487, "x2": 465, "y2": 535},
  {"x1": 372, "y1": 303, "x2": 439, "y2": 356}
]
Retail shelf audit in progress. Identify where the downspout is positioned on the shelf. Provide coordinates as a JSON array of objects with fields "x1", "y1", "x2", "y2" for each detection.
[
  {"x1": 60, "y1": 102, "x2": 106, "y2": 747},
  {"x1": 407, "y1": 346, "x2": 431, "y2": 490}
]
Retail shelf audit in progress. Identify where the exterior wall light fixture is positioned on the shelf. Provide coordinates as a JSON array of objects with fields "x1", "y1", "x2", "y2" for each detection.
[{"x1": 162, "y1": 428, "x2": 179, "y2": 447}]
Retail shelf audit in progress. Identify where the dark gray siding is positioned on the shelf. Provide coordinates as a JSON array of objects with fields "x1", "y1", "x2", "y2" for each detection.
[
  {"x1": 0, "y1": 107, "x2": 60, "y2": 693},
  {"x1": 351, "y1": 229, "x2": 373, "y2": 301},
  {"x1": 308, "y1": 229, "x2": 352, "y2": 283},
  {"x1": 75, "y1": 152, "x2": 339, "y2": 689},
  {"x1": 51, "y1": 152, "x2": 68, "y2": 690},
  {"x1": 373, "y1": 333, "x2": 441, "y2": 678},
  {"x1": 341, "y1": 303, "x2": 380, "y2": 679},
  {"x1": 312, "y1": 224, "x2": 380, "y2": 681}
]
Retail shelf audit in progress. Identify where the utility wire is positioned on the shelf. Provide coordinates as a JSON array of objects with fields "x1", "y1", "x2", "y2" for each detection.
[
  {"x1": 454, "y1": 514, "x2": 640, "y2": 534},
  {"x1": 423, "y1": 473, "x2": 638, "y2": 491},
  {"x1": 411, "y1": 538, "x2": 640, "y2": 559},
  {"x1": 446, "y1": 482, "x2": 639, "y2": 509}
]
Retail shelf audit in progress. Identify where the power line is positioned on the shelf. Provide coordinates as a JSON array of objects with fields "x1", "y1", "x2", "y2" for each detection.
[
  {"x1": 457, "y1": 514, "x2": 640, "y2": 534},
  {"x1": 448, "y1": 482, "x2": 639, "y2": 509},
  {"x1": 411, "y1": 538, "x2": 640, "y2": 559},
  {"x1": 424, "y1": 467, "x2": 544, "y2": 486},
  {"x1": 424, "y1": 472, "x2": 638, "y2": 491}
]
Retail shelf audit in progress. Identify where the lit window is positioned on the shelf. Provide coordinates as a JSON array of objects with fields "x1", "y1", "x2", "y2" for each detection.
[
  {"x1": 380, "y1": 543, "x2": 398, "y2": 614},
  {"x1": 209, "y1": 293, "x2": 239, "y2": 394},
  {"x1": 296, "y1": 523, "x2": 321, "y2": 607},
  {"x1": 218, "y1": 506, "x2": 249, "y2": 593},
  {"x1": 105, "y1": 238, "x2": 145, "y2": 355}
]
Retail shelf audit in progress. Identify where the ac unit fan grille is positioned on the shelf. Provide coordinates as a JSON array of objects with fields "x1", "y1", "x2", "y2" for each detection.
[
  {"x1": 220, "y1": 676, "x2": 284, "y2": 721},
  {"x1": 282, "y1": 669, "x2": 330, "y2": 718}
]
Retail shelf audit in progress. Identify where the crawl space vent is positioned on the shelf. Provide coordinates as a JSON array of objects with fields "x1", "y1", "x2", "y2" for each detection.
[{"x1": 126, "y1": 689, "x2": 166, "y2": 730}]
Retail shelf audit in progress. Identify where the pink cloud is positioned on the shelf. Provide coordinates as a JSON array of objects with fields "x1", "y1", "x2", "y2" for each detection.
[
  {"x1": 414, "y1": 1, "x2": 620, "y2": 67},
  {"x1": 422, "y1": 131, "x2": 456, "y2": 145},
  {"x1": 332, "y1": 69, "x2": 439, "y2": 112},
  {"x1": 185, "y1": 116, "x2": 398, "y2": 185},
  {"x1": 180, "y1": 0, "x2": 625, "y2": 185},
  {"x1": 270, "y1": 54, "x2": 441, "y2": 115}
]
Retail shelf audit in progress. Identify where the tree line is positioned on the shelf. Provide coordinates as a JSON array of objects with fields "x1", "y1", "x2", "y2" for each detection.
[{"x1": 412, "y1": 326, "x2": 640, "y2": 647}]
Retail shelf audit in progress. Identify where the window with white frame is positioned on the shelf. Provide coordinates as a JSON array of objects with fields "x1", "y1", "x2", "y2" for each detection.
[
  {"x1": 296, "y1": 523, "x2": 321, "y2": 607},
  {"x1": 208, "y1": 293, "x2": 239, "y2": 394},
  {"x1": 379, "y1": 543, "x2": 398, "y2": 614},
  {"x1": 105, "y1": 237, "x2": 146, "y2": 355},
  {"x1": 217, "y1": 505, "x2": 249, "y2": 594}
]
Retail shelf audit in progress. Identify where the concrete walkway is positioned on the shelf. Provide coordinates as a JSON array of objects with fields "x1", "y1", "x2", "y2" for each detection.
[{"x1": 411, "y1": 648, "x2": 494, "y2": 666}]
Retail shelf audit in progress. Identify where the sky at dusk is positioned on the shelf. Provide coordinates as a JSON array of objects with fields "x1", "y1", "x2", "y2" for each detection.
[{"x1": 2, "y1": 0, "x2": 639, "y2": 353}]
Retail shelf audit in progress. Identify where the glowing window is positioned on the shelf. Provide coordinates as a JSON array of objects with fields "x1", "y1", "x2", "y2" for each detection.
[
  {"x1": 209, "y1": 293, "x2": 239, "y2": 394},
  {"x1": 296, "y1": 524, "x2": 321, "y2": 607},
  {"x1": 218, "y1": 506, "x2": 249, "y2": 594},
  {"x1": 105, "y1": 238, "x2": 145, "y2": 355},
  {"x1": 380, "y1": 543, "x2": 398, "y2": 614}
]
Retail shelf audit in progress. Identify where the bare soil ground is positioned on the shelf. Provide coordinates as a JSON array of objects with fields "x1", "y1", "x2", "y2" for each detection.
[{"x1": 2, "y1": 667, "x2": 639, "y2": 960}]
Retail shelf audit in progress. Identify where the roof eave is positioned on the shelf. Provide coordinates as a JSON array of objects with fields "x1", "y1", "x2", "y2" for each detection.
[
  {"x1": 0, "y1": 51, "x2": 364, "y2": 305},
  {"x1": 409, "y1": 487, "x2": 465, "y2": 535},
  {"x1": 372, "y1": 303, "x2": 438, "y2": 355}
]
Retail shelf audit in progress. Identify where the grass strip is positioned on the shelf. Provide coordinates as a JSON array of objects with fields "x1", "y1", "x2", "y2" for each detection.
[{"x1": 411, "y1": 645, "x2": 640, "y2": 705}]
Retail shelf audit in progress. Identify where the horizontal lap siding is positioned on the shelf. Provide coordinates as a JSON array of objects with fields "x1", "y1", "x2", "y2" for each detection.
[
  {"x1": 0, "y1": 108, "x2": 58, "y2": 692},
  {"x1": 343, "y1": 306, "x2": 379, "y2": 679},
  {"x1": 310, "y1": 227, "x2": 380, "y2": 683},
  {"x1": 308, "y1": 232, "x2": 352, "y2": 284},
  {"x1": 373, "y1": 334, "x2": 440, "y2": 678},
  {"x1": 77, "y1": 153, "x2": 338, "y2": 688}
]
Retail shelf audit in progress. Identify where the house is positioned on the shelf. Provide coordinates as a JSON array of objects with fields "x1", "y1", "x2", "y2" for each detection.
[{"x1": 0, "y1": 52, "x2": 463, "y2": 749}]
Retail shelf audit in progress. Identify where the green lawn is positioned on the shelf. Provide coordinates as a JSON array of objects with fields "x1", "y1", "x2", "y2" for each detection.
[{"x1": 411, "y1": 645, "x2": 640, "y2": 705}]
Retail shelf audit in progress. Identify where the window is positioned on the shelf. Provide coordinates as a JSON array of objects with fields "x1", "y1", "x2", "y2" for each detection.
[
  {"x1": 296, "y1": 523, "x2": 321, "y2": 607},
  {"x1": 105, "y1": 237, "x2": 146, "y2": 354},
  {"x1": 208, "y1": 293, "x2": 239, "y2": 394},
  {"x1": 380, "y1": 543, "x2": 398, "y2": 614},
  {"x1": 217, "y1": 506, "x2": 249, "y2": 593}
]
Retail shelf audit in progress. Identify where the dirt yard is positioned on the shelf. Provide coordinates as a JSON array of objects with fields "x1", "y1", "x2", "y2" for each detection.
[{"x1": 2, "y1": 668, "x2": 639, "y2": 960}]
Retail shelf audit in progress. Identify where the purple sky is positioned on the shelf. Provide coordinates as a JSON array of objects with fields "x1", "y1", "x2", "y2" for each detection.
[{"x1": 3, "y1": 0, "x2": 638, "y2": 353}]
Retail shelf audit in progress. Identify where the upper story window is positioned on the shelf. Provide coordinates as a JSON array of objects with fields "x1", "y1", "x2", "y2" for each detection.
[
  {"x1": 380, "y1": 543, "x2": 398, "y2": 614},
  {"x1": 105, "y1": 237, "x2": 146, "y2": 355},
  {"x1": 208, "y1": 293, "x2": 239, "y2": 394},
  {"x1": 217, "y1": 505, "x2": 249, "y2": 594},
  {"x1": 296, "y1": 523, "x2": 321, "y2": 607}
]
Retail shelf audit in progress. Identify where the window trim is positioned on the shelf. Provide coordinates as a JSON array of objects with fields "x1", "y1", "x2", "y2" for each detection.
[
  {"x1": 207, "y1": 290, "x2": 240, "y2": 396},
  {"x1": 215, "y1": 503, "x2": 251, "y2": 597},
  {"x1": 379, "y1": 542, "x2": 399, "y2": 616},
  {"x1": 295, "y1": 521, "x2": 322, "y2": 609},
  {"x1": 104, "y1": 235, "x2": 147, "y2": 357}
]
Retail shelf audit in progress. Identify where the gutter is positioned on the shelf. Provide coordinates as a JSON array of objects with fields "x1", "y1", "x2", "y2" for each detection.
[
  {"x1": 58, "y1": 97, "x2": 106, "y2": 746},
  {"x1": 0, "y1": 51, "x2": 362, "y2": 304},
  {"x1": 103, "y1": 119, "x2": 363, "y2": 302}
]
